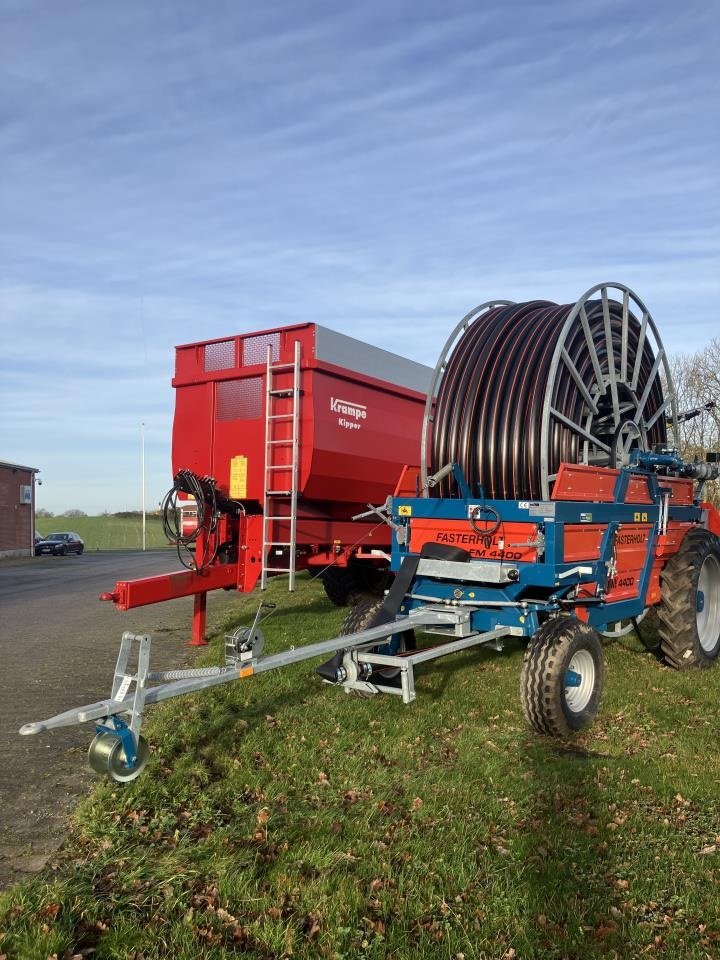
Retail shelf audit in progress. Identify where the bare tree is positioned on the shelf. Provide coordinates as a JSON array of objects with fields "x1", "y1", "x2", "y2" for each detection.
[{"x1": 668, "y1": 337, "x2": 720, "y2": 506}]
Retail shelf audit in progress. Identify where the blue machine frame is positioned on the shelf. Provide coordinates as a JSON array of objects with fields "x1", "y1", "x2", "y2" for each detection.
[{"x1": 388, "y1": 457, "x2": 701, "y2": 638}]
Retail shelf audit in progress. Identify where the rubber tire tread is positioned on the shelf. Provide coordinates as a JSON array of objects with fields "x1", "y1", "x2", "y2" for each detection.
[
  {"x1": 657, "y1": 528, "x2": 720, "y2": 669},
  {"x1": 520, "y1": 617, "x2": 604, "y2": 738},
  {"x1": 322, "y1": 567, "x2": 362, "y2": 607}
]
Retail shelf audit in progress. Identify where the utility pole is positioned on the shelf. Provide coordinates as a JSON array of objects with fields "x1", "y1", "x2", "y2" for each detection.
[{"x1": 141, "y1": 421, "x2": 146, "y2": 552}]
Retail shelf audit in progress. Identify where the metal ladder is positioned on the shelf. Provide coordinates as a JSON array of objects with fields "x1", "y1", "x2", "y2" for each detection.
[{"x1": 261, "y1": 339, "x2": 301, "y2": 590}]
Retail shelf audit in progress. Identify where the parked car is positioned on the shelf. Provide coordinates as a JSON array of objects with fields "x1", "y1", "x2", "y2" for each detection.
[{"x1": 35, "y1": 532, "x2": 85, "y2": 556}]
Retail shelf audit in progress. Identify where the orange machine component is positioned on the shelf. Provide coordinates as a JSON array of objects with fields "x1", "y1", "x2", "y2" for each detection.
[
  {"x1": 552, "y1": 463, "x2": 695, "y2": 506},
  {"x1": 408, "y1": 518, "x2": 539, "y2": 563},
  {"x1": 702, "y1": 501, "x2": 720, "y2": 537}
]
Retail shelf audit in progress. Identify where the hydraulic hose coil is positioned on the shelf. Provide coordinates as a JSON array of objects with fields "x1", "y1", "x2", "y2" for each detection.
[{"x1": 426, "y1": 283, "x2": 677, "y2": 501}]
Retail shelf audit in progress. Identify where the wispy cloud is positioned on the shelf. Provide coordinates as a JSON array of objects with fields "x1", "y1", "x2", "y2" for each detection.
[{"x1": 1, "y1": 0, "x2": 718, "y2": 511}]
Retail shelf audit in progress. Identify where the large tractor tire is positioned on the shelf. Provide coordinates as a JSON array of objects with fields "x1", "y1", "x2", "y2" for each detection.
[
  {"x1": 322, "y1": 563, "x2": 393, "y2": 607},
  {"x1": 520, "y1": 618, "x2": 604, "y2": 737},
  {"x1": 657, "y1": 528, "x2": 720, "y2": 669},
  {"x1": 349, "y1": 560, "x2": 393, "y2": 598},
  {"x1": 321, "y1": 567, "x2": 361, "y2": 607}
]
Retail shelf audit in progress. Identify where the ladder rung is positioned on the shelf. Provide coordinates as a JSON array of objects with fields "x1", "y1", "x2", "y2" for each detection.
[
  {"x1": 268, "y1": 414, "x2": 293, "y2": 420},
  {"x1": 264, "y1": 515, "x2": 291, "y2": 520},
  {"x1": 266, "y1": 490, "x2": 292, "y2": 496},
  {"x1": 270, "y1": 362, "x2": 295, "y2": 371},
  {"x1": 269, "y1": 389, "x2": 295, "y2": 397},
  {"x1": 268, "y1": 439, "x2": 293, "y2": 445},
  {"x1": 267, "y1": 541, "x2": 292, "y2": 546},
  {"x1": 266, "y1": 464, "x2": 291, "y2": 470},
  {"x1": 263, "y1": 566, "x2": 292, "y2": 573}
]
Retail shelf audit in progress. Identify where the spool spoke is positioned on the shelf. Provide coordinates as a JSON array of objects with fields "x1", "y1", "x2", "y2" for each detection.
[
  {"x1": 631, "y1": 310, "x2": 649, "y2": 392},
  {"x1": 620, "y1": 289, "x2": 629, "y2": 383},
  {"x1": 602, "y1": 288, "x2": 620, "y2": 427},
  {"x1": 550, "y1": 407, "x2": 611, "y2": 453},
  {"x1": 579, "y1": 306, "x2": 604, "y2": 390},
  {"x1": 635, "y1": 349, "x2": 664, "y2": 421},
  {"x1": 561, "y1": 348, "x2": 599, "y2": 413},
  {"x1": 644, "y1": 393, "x2": 674, "y2": 430}
]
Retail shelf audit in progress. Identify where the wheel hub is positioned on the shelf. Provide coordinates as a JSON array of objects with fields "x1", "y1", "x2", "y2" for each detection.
[{"x1": 564, "y1": 650, "x2": 596, "y2": 713}]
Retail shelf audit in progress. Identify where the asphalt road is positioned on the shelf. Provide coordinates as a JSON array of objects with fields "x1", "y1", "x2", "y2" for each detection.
[{"x1": 0, "y1": 550, "x2": 239, "y2": 888}]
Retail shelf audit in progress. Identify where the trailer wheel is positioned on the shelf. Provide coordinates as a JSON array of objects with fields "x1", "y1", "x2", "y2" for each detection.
[
  {"x1": 88, "y1": 732, "x2": 150, "y2": 783},
  {"x1": 322, "y1": 567, "x2": 362, "y2": 607},
  {"x1": 341, "y1": 598, "x2": 415, "y2": 681},
  {"x1": 349, "y1": 560, "x2": 392, "y2": 598},
  {"x1": 520, "y1": 618, "x2": 604, "y2": 737},
  {"x1": 657, "y1": 528, "x2": 720, "y2": 669}
]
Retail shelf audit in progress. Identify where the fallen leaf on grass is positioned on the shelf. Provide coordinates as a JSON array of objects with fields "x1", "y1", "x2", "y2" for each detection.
[
  {"x1": 412, "y1": 797, "x2": 423, "y2": 811},
  {"x1": 699, "y1": 845, "x2": 717, "y2": 855},
  {"x1": 595, "y1": 920, "x2": 618, "y2": 940}
]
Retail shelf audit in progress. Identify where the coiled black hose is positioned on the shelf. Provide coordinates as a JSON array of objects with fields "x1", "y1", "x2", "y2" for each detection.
[
  {"x1": 161, "y1": 469, "x2": 220, "y2": 571},
  {"x1": 430, "y1": 297, "x2": 667, "y2": 500}
]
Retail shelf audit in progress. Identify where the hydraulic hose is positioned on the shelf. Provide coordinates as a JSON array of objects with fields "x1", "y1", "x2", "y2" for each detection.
[{"x1": 429, "y1": 292, "x2": 669, "y2": 500}]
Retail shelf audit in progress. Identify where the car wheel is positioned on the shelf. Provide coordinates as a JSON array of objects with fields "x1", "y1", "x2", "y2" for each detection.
[
  {"x1": 77, "y1": 546, "x2": 84, "y2": 555},
  {"x1": 58, "y1": 545, "x2": 68, "y2": 556}
]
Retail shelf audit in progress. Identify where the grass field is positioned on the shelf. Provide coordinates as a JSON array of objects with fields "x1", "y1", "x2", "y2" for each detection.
[
  {"x1": 1, "y1": 574, "x2": 719, "y2": 959},
  {"x1": 36, "y1": 516, "x2": 172, "y2": 551}
]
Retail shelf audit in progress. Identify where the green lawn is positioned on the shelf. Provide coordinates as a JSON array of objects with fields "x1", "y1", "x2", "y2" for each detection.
[
  {"x1": 36, "y1": 516, "x2": 172, "y2": 551},
  {"x1": 1, "y1": 575, "x2": 719, "y2": 959}
]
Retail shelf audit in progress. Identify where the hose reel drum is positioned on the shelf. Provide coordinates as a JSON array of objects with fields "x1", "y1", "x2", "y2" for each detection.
[{"x1": 422, "y1": 282, "x2": 679, "y2": 501}]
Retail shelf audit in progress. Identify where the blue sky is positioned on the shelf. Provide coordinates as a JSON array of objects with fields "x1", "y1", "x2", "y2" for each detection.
[{"x1": 1, "y1": 0, "x2": 718, "y2": 513}]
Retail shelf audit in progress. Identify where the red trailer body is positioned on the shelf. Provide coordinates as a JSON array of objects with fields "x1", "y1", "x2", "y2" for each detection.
[
  {"x1": 173, "y1": 322, "x2": 429, "y2": 524},
  {"x1": 103, "y1": 323, "x2": 430, "y2": 643}
]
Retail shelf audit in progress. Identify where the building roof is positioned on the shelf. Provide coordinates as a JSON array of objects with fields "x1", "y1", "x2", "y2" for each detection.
[{"x1": 0, "y1": 460, "x2": 39, "y2": 473}]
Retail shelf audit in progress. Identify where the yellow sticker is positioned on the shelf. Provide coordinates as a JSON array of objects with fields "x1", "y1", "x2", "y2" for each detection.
[
  {"x1": 398, "y1": 505, "x2": 412, "y2": 516},
  {"x1": 633, "y1": 511, "x2": 649, "y2": 523},
  {"x1": 230, "y1": 455, "x2": 248, "y2": 499}
]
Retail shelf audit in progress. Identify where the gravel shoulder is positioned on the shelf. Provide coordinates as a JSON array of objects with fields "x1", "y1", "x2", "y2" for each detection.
[{"x1": 0, "y1": 551, "x2": 240, "y2": 888}]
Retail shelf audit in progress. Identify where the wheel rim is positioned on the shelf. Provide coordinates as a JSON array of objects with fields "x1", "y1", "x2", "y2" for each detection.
[
  {"x1": 564, "y1": 650, "x2": 596, "y2": 713},
  {"x1": 697, "y1": 554, "x2": 720, "y2": 653}
]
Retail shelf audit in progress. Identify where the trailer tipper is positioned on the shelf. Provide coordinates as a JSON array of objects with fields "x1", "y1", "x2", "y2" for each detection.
[{"x1": 101, "y1": 323, "x2": 432, "y2": 643}]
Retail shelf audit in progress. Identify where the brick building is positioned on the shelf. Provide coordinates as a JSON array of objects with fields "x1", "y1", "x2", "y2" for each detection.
[{"x1": 0, "y1": 460, "x2": 39, "y2": 558}]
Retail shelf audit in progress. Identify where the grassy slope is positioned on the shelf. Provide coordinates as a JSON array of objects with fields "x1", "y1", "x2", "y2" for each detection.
[
  {"x1": 36, "y1": 516, "x2": 172, "y2": 551},
  {"x1": 1, "y1": 575, "x2": 719, "y2": 959}
]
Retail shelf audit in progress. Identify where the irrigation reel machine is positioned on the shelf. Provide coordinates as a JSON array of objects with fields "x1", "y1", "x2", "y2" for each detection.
[{"x1": 21, "y1": 283, "x2": 720, "y2": 781}]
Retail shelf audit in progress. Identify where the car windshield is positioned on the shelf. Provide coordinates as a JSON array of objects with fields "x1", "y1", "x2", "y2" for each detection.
[{"x1": 46, "y1": 533, "x2": 68, "y2": 541}]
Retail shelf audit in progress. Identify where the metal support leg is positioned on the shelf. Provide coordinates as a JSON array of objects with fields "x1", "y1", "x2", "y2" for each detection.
[{"x1": 189, "y1": 592, "x2": 208, "y2": 646}]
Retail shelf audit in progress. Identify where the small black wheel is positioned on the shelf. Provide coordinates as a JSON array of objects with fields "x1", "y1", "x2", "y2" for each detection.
[
  {"x1": 77, "y1": 546, "x2": 84, "y2": 556},
  {"x1": 341, "y1": 598, "x2": 415, "y2": 681},
  {"x1": 57, "y1": 545, "x2": 67, "y2": 556},
  {"x1": 520, "y1": 618, "x2": 604, "y2": 737},
  {"x1": 322, "y1": 567, "x2": 361, "y2": 607},
  {"x1": 657, "y1": 528, "x2": 720, "y2": 669}
]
